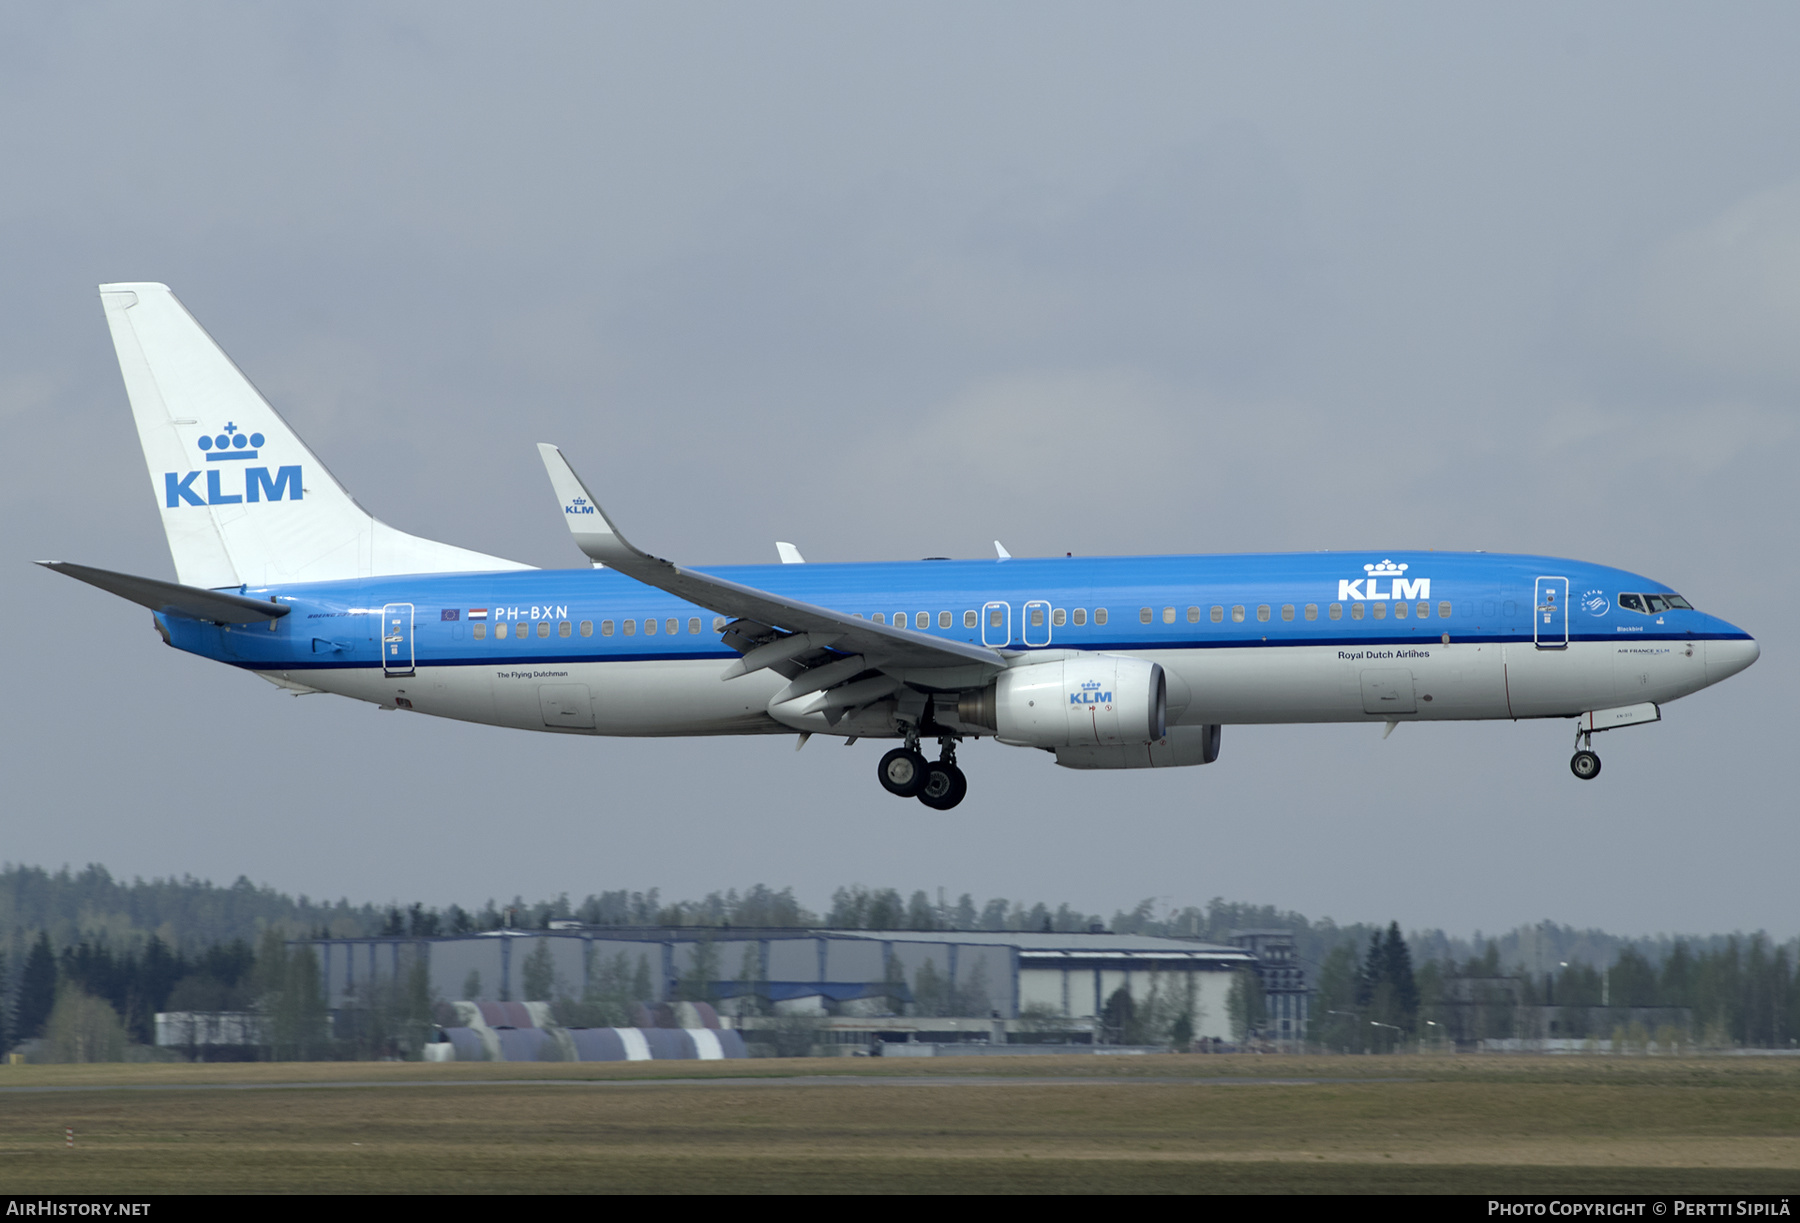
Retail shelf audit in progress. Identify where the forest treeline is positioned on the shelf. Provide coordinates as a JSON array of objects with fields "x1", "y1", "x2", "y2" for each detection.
[{"x1": 5, "y1": 862, "x2": 1797, "y2": 1054}]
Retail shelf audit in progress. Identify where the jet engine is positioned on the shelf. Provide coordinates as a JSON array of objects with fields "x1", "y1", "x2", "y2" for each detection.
[{"x1": 957, "y1": 654, "x2": 1166, "y2": 748}]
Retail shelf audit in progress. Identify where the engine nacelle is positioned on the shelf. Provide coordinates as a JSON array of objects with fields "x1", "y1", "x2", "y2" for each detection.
[
  {"x1": 1054, "y1": 724, "x2": 1222, "y2": 770},
  {"x1": 958, "y1": 654, "x2": 1166, "y2": 749}
]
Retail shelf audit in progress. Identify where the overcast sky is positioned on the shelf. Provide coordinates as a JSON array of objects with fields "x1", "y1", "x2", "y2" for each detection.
[{"x1": 4, "y1": 3, "x2": 1796, "y2": 940}]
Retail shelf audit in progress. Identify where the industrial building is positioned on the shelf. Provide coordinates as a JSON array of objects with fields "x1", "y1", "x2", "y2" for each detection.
[{"x1": 309, "y1": 926, "x2": 1268, "y2": 1050}]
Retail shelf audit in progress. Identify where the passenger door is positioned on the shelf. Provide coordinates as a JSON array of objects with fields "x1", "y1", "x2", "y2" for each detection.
[
  {"x1": 1534, "y1": 577, "x2": 1568, "y2": 650},
  {"x1": 381, "y1": 603, "x2": 415, "y2": 676}
]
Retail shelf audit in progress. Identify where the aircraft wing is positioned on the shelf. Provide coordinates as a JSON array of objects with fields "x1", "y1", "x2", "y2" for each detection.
[{"x1": 536, "y1": 445, "x2": 1004, "y2": 703}]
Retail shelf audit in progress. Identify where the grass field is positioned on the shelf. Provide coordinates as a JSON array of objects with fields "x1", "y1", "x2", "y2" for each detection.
[{"x1": 2, "y1": 1055, "x2": 1797, "y2": 1194}]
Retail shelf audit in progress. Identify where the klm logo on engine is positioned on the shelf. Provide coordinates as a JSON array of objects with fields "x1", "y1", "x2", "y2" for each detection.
[
  {"x1": 1338, "y1": 559, "x2": 1429, "y2": 602},
  {"x1": 163, "y1": 422, "x2": 302, "y2": 508},
  {"x1": 1070, "y1": 680, "x2": 1113, "y2": 706}
]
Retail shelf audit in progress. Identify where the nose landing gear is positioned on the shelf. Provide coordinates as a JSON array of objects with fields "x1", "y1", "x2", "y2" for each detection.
[
  {"x1": 877, "y1": 732, "x2": 967, "y2": 808},
  {"x1": 1570, "y1": 729, "x2": 1602, "y2": 781}
]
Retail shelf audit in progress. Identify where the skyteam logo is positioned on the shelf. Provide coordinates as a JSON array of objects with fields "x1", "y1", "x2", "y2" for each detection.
[
  {"x1": 1338, "y1": 559, "x2": 1430, "y2": 602},
  {"x1": 1070, "y1": 679, "x2": 1113, "y2": 707},
  {"x1": 1580, "y1": 589, "x2": 1610, "y2": 617},
  {"x1": 165, "y1": 422, "x2": 302, "y2": 508}
]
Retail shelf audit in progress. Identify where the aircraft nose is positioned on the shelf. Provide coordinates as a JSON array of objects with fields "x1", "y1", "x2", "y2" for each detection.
[{"x1": 1704, "y1": 633, "x2": 1759, "y2": 684}]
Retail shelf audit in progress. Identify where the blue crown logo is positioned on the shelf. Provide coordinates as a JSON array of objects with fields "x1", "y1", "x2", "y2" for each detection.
[
  {"x1": 1081, "y1": 680, "x2": 1102, "y2": 690},
  {"x1": 196, "y1": 422, "x2": 265, "y2": 462}
]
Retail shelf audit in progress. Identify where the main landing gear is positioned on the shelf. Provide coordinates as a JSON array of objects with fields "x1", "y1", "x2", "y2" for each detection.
[
  {"x1": 877, "y1": 733, "x2": 967, "y2": 809},
  {"x1": 1570, "y1": 729, "x2": 1602, "y2": 781}
]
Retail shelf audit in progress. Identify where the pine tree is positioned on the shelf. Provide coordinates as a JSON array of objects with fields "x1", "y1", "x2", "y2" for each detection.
[{"x1": 17, "y1": 933, "x2": 57, "y2": 1041}]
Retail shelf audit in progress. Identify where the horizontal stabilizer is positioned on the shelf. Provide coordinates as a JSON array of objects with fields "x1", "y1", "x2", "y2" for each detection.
[{"x1": 39, "y1": 561, "x2": 290, "y2": 624}]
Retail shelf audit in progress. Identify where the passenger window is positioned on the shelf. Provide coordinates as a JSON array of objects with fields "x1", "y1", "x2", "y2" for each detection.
[
  {"x1": 1094, "y1": 608, "x2": 1108, "y2": 625},
  {"x1": 1373, "y1": 603, "x2": 1386, "y2": 620},
  {"x1": 538, "y1": 621, "x2": 551, "y2": 637},
  {"x1": 916, "y1": 612, "x2": 929, "y2": 629},
  {"x1": 1438, "y1": 601, "x2": 1452, "y2": 619},
  {"x1": 1351, "y1": 603, "x2": 1364, "y2": 620},
  {"x1": 644, "y1": 618, "x2": 658, "y2": 635},
  {"x1": 623, "y1": 620, "x2": 635, "y2": 636},
  {"x1": 1210, "y1": 606, "x2": 1223, "y2": 623},
  {"x1": 559, "y1": 621, "x2": 572, "y2": 638},
  {"x1": 1029, "y1": 607, "x2": 1044, "y2": 628},
  {"x1": 989, "y1": 607, "x2": 1004, "y2": 628},
  {"x1": 1394, "y1": 601, "x2": 1408, "y2": 619},
  {"x1": 854, "y1": 612, "x2": 864, "y2": 619},
  {"x1": 1231, "y1": 606, "x2": 1245, "y2": 623},
  {"x1": 939, "y1": 611, "x2": 952, "y2": 629},
  {"x1": 1281, "y1": 605, "x2": 1294, "y2": 622},
  {"x1": 666, "y1": 618, "x2": 679, "y2": 635},
  {"x1": 689, "y1": 617, "x2": 701, "y2": 634},
  {"x1": 1073, "y1": 608, "x2": 1087, "y2": 626},
  {"x1": 1304, "y1": 604, "x2": 1318, "y2": 621},
  {"x1": 1140, "y1": 607, "x2": 1153, "y2": 624},
  {"x1": 1186, "y1": 606, "x2": 1200, "y2": 623},
  {"x1": 1417, "y1": 602, "x2": 1429, "y2": 619},
  {"x1": 1160, "y1": 607, "x2": 1173, "y2": 624},
  {"x1": 894, "y1": 611, "x2": 907, "y2": 627},
  {"x1": 579, "y1": 621, "x2": 592, "y2": 637},
  {"x1": 964, "y1": 610, "x2": 978, "y2": 628},
  {"x1": 1052, "y1": 608, "x2": 1066, "y2": 627},
  {"x1": 495, "y1": 623, "x2": 509, "y2": 640},
  {"x1": 1256, "y1": 605, "x2": 1271, "y2": 622},
  {"x1": 473, "y1": 623, "x2": 487, "y2": 640},
  {"x1": 714, "y1": 617, "x2": 726, "y2": 631},
  {"x1": 872, "y1": 612, "x2": 885, "y2": 625},
  {"x1": 1329, "y1": 603, "x2": 1342, "y2": 620},
  {"x1": 601, "y1": 620, "x2": 614, "y2": 637}
]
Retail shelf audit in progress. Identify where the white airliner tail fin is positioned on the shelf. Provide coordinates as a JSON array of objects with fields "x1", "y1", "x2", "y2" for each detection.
[{"x1": 98, "y1": 283, "x2": 529, "y2": 588}]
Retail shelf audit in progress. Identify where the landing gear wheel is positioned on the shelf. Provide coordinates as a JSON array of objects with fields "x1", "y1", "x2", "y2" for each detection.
[
  {"x1": 917, "y1": 762, "x2": 968, "y2": 811},
  {"x1": 878, "y1": 747, "x2": 929, "y2": 797},
  {"x1": 1570, "y1": 750, "x2": 1601, "y2": 781}
]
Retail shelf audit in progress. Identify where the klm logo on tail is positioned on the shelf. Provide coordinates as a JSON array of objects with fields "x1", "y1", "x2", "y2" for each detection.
[{"x1": 164, "y1": 422, "x2": 302, "y2": 507}]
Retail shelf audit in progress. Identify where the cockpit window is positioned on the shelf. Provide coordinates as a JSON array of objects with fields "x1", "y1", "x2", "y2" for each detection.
[{"x1": 1620, "y1": 592, "x2": 1695, "y2": 614}]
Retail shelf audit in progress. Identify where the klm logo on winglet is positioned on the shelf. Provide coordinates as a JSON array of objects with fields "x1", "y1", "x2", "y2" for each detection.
[
  {"x1": 164, "y1": 423, "x2": 302, "y2": 508},
  {"x1": 1070, "y1": 680, "x2": 1113, "y2": 706},
  {"x1": 565, "y1": 496, "x2": 597, "y2": 515},
  {"x1": 1338, "y1": 559, "x2": 1429, "y2": 602}
]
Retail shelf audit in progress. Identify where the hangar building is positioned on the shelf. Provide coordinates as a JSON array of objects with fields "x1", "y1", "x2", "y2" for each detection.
[{"x1": 310, "y1": 926, "x2": 1261, "y2": 1044}]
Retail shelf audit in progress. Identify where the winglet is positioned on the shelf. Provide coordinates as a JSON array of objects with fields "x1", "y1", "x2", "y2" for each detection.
[
  {"x1": 776, "y1": 541, "x2": 805, "y2": 565},
  {"x1": 994, "y1": 540, "x2": 1012, "y2": 560},
  {"x1": 537, "y1": 443, "x2": 666, "y2": 571}
]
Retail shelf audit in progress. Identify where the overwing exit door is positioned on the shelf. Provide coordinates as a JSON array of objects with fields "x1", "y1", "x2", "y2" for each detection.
[
  {"x1": 981, "y1": 601, "x2": 1011, "y2": 647},
  {"x1": 382, "y1": 603, "x2": 415, "y2": 675},
  {"x1": 1534, "y1": 578, "x2": 1567, "y2": 650}
]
